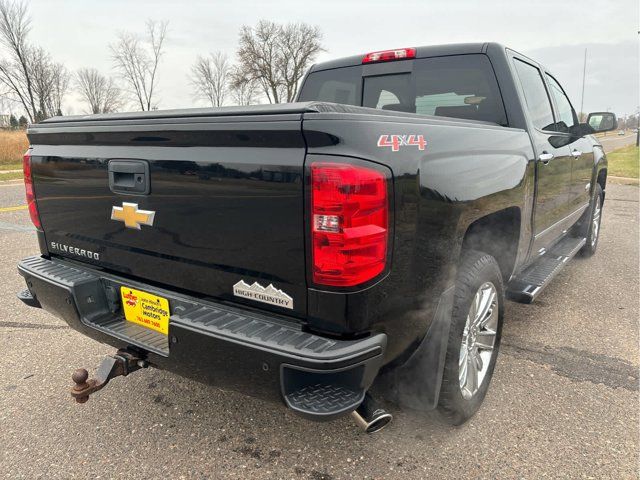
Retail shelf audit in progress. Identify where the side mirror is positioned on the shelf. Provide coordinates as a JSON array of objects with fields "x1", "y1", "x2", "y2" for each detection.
[{"x1": 585, "y1": 112, "x2": 618, "y2": 133}]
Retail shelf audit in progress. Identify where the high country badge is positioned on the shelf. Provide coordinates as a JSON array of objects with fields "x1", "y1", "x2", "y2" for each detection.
[{"x1": 233, "y1": 280, "x2": 293, "y2": 310}]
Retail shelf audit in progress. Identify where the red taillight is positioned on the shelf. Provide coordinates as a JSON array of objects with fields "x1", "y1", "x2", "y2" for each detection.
[
  {"x1": 362, "y1": 47, "x2": 416, "y2": 64},
  {"x1": 23, "y1": 151, "x2": 41, "y2": 229},
  {"x1": 311, "y1": 162, "x2": 389, "y2": 287}
]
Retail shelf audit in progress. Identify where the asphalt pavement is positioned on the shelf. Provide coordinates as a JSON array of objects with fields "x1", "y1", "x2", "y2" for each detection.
[
  {"x1": 0, "y1": 179, "x2": 638, "y2": 479},
  {"x1": 597, "y1": 132, "x2": 637, "y2": 154}
]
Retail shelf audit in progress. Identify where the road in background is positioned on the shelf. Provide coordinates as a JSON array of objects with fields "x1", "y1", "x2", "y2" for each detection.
[
  {"x1": 0, "y1": 181, "x2": 638, "y2": 479},
  {"x1": 597, "y1": 132, "x2": 637, "y2": 152}
]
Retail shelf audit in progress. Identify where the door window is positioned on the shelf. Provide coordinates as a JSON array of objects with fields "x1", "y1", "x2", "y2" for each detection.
[
  {"x1": 545, "y1": 74, "x2": 578, "y2": 133},
  {"x1": 512, "y1": 59, "x2": 555, "y2": 131}
]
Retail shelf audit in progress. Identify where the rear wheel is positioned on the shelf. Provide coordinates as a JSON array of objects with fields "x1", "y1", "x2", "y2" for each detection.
[
  {"x1": 437, "y1": 250, "x2": 504, "y2": 425},
  {"x1": 579, "y1": 184, "x2": 603, "y2": 257}
]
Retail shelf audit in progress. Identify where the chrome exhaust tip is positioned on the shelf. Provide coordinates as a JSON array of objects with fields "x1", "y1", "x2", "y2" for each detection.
[{"x1": 351, "y1": 392, "x2": 393, "y2": 434}]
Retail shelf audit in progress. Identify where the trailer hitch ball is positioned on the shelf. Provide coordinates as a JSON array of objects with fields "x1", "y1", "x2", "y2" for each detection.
[
  {"x1": 70, "y1": 349, "x2": 146, "y2": 403},
  {"x1": 71, "y1": 368, "x2": 91, "y2": 403}
]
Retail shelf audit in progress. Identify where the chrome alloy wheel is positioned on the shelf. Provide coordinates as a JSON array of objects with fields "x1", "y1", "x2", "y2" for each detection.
[
  {"x1": 459, "y1": 282, "x2": 499, "y2": 400},
  {"x1": 591, "y1": 195, "x2": 601, "y2": 247}
]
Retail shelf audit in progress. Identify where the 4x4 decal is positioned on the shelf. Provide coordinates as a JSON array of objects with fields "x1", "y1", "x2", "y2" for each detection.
[{"x1": 377, "y1": 134, "x2": 427, "y2": 152}]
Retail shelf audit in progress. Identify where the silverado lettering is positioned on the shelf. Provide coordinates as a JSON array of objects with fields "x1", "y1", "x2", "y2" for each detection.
[{"x1": 49, "y1": 241, "x2": 100, "y2": 260}]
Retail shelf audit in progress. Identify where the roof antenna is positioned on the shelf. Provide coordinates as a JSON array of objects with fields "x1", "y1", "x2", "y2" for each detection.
[{"x1": 579, "y1": 48, "x2": 587, "y2": 121}]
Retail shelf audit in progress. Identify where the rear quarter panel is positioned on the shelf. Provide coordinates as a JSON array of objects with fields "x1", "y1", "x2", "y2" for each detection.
[{"x1": 303, "y1": 112, "x2": 535, "y2": 362}]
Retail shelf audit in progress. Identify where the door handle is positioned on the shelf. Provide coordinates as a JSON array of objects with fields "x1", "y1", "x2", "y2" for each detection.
[
  {"x1": 538, "y1": 152, "x2": 554, "y2": 165},
  {"x1": 571, "y1": 149, "x2": 582, "y2": 158}
]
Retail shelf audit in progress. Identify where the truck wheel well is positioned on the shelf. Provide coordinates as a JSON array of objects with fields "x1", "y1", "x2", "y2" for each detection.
[
  {"x1": 597, "y1": 168, "x2": 607, "y2": 202},
  {"x1": 461, "y1": 208, "x2": 521, "y2": 281}
]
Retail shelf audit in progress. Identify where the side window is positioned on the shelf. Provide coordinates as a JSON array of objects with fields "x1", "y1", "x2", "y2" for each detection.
[
  {"x1": 546, "y1": 74, "x2": 577, "y2": 133},
  {"x1": 512, "y1": 59, "x2": 555, "y2": 131}
]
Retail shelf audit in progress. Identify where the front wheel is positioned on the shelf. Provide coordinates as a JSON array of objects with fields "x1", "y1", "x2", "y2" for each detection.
[
  {"x1": 579, "y1": 184, "x2": 603, "y2": 257},
  {"x1": 437, "y1": 250, "x2": 504, "y2": 425}
]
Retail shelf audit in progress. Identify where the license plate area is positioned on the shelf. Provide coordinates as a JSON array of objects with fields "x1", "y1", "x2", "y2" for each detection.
[{"x1": 120, "y1": 286, "x2": 170, "y2": 335}]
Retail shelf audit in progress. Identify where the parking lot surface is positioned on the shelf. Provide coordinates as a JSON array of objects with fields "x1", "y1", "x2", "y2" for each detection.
[{"x1": 0, "y1": 181, "x2": 638, "y2": 479}]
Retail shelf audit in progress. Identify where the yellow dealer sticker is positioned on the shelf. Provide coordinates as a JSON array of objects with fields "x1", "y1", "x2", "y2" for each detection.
[{"x1": 120, "y1": 287, "x2": 169, "y2": 335}]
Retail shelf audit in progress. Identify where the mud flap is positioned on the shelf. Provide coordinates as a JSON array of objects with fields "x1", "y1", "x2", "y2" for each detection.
[{"x1": 377, "y1": 286, "x2": 455, "y2": 412}]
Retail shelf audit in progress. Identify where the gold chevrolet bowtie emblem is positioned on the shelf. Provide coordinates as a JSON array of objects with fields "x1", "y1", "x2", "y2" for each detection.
[{"x1": 110, "y1": 202, "x2": 155, "y2": 230}]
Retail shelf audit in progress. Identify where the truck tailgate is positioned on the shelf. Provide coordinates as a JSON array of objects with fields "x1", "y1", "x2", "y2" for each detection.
[{"x1": 27, "y1": 114, "x2": 308, "y2": 317}]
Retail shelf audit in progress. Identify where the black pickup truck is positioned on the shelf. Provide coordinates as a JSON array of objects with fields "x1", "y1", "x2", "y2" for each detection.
[{"x1": 17, "y1": 43, "x2": 617, "y2": 432}]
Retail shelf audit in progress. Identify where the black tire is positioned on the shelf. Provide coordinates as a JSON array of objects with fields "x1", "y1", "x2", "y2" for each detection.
[
  {"x1": 437, "y1": 250, "x2": 504, "y2": 425},
  {"x1": 579, "y1": 184, "x2": 603, "y2": 257}
]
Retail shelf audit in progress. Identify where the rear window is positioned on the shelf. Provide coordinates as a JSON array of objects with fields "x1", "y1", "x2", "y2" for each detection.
[
  {"x1": 299, "y1": 54, "x2": 508, "y2": 126},
  {"x1": 301, "y1": 65, "x2": 361, "y2": 106}
]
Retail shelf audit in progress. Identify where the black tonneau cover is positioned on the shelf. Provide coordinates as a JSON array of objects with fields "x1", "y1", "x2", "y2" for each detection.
[
  {"x1": 38, "y1": 102, "x2": 323, "y2": 124},
  {"x1": 33, "y1": 101, "x2": 491, "y2": 130}
]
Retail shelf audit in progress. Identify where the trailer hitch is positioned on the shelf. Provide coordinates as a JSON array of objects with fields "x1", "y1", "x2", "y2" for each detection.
[{"x1": 71, "y1": 349, "x2": 148, "y2": 403}]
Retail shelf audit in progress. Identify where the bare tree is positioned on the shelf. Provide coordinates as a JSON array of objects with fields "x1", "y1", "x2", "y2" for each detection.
[
  {"x1": 237, "y1": 21, "x2": 282, "y2": 103},
  {"x1": 0, "y1": 0, "x2": 37, "y2": 121},
  {"x1": 231, "y1": 78, "x2": 260, "y2": 106},
  {"x1": 229, "y1": 67, "x2": 259, "y2": 106},
  {"x1": 236, "y1": 21, "x2": 323, "y2": 103},
  {"x1": 48, "y1": 62, "x2": 68, "y2": 115},
  {"x1": 30, "y1": 47, "x2": 69, "y2": 117},
  {"x1": 76, "y1": 68, "x2": 122, "y2": 114},
  {"x1": 0, "y1": 85, "x2": 17, "y2": 112},
  {"x1": 111, "y1": 19, "x2": 168, "y2": 111},
  {"x1": 278, "y1": 23, "x2": 323, "y2": 103},
  {"x1": 0, "y1": 1, "x2": 69, "y2": 120},
  {"x1": 190, "y1": 51, "x2": 230, "y2": 107}
]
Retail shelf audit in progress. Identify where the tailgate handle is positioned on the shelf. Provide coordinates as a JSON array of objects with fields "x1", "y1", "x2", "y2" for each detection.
[{"x1": 108, "y1": 160, "x2": 150, "y2": 195}]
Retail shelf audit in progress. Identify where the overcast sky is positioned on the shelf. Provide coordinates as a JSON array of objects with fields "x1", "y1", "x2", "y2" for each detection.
[{"x1": 24, "y1": 0, "x2": 640, "y2": 117}]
